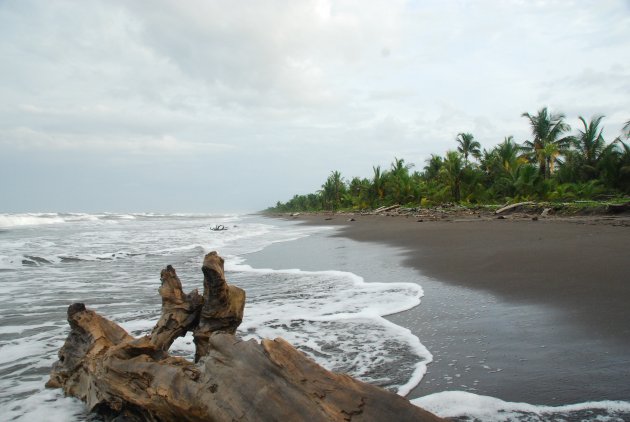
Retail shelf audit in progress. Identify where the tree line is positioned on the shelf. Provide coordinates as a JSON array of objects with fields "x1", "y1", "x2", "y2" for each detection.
[{"x1": 268, "y1": 108, "x2": 630, "y2": 213}]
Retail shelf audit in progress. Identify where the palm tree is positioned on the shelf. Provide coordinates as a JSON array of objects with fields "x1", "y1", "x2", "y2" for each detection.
[
  {"x1": 440, "y1": 151, "x2": 464, "y2": 202},
  {"x1": 390, "y1": 157, "x2": 411, "y2": 175},
  {"x1": 613, "y1": 139, "x2": 630, "y2": 192},
  {"x1": 540, "y1": 143, "x2": 563, "y2": 174},
  {"x1": 423, "y1": 154, "x2": 443, "y2": 180},
  {"x1": 321, "y1": 171, "x2": 345, "y2": 211},
  {"x1": 521, "y1": 107, "x2": 571, "y2": 178},
  {"x1": 347, "y1": 177, "x2": 371, "y2": 208},
  {"x1": 623, "y1": 119, "x2": 630, "y2": 139},
  {"x1": 386, "y1": 157, "x2": 414, "y2": 204},
  {"x1": 370, "y1": 165, "x2": 386, "y2": 207},
  {"x1": 513, "y1": 164, "x2": 541, "y2": 199},
  {"x1": 456, "y1": 133, "x2": 481, "y2": 167},
  {"x1": 570, "y1": 115, "x2": 606, "y2": 180},
  {"x1": 495, "y1": 136, "x2": 525, "y2": 174},
  {"x1": 479, "y1": 137, "x2": 528, "y2": 199}
]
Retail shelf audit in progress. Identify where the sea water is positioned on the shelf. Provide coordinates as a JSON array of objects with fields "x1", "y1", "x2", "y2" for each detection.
[{"x1": 0, "y1": 213, "x2": 628, "y2": 421}]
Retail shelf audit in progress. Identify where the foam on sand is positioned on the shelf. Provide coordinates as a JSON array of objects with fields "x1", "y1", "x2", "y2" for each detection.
[
  {"x1": 230, "y1": 264, "x2": 432, "y2": 395},
  {"x1": 412, "y1": 391, "x2": 630, "y2": 421}
]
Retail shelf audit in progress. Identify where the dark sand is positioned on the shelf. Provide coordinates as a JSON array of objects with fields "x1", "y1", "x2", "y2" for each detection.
[{"x1": 257, "y1": 215, "x2": 630, "y2": 404}]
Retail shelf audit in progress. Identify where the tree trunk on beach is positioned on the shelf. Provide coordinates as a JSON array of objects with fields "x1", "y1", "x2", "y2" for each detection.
[{"x1": 46, "y1": 252, "x2": 443, "y2": 422}]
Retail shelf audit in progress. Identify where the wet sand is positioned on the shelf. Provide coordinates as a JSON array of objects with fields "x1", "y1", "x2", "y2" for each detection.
[{"x1": 256, "y1": 215, "x2": 630, "y2": 404}]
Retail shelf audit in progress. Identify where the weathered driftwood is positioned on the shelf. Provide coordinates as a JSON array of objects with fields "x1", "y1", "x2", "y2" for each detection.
[
  {"x1": 149, "y1": 264, "x2": 202, "y2": 351},
  {"x1": 46, "y1": 251, "x2": 442, "y2": 422},
  {"x1": 193, "y1": 252, "x2": 245, "y2": 362},
  {"x1": 494, "y1": 201, "x2": 534, "y2": 214},
  {"x1": 374, "y1": 204, "x2": 400, "y2": 214}
]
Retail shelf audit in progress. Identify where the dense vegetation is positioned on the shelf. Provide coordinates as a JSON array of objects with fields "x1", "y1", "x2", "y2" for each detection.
[{"x1": 268, "y1": 108, "x2": 630, "y2": 213}]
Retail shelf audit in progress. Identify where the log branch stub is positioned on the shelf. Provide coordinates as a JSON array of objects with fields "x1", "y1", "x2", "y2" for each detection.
[
  {"x1": 68, "y1": 302, "x2": 86, "y2": 318},
  {"x1": 193, "y1": 252, "x2": 245, "y2": 362},
  {"x1": 149, "y1": 265, "x2": 203, "y2": 351}
]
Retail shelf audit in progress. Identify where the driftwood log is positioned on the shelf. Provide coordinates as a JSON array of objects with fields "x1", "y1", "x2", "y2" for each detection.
[
  {"x1": 373, "y1": 204, "x2": 400, "y2": 214},
  {"x1": 46, "y1": 251, "x2": 442, "y2": 422},
  {"x1": 494, "y1": 201, "x2": 535, "y2": 214},
  {"x1": 210, "y1": 224, "x2": 228, "y2": 231}
]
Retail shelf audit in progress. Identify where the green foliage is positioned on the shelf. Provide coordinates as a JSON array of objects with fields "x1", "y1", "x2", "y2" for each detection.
[
  {"x1": 456, "y1": 132, "x2": 481, "y2": 167},
  {"x1": 521, "y1": 107, "x2": 571, "y2": 178},
  {"x1": 266, "y1": 111, "x2": 630, "y2": 212}
]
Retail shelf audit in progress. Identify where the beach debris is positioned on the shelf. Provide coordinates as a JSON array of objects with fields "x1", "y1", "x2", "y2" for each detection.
[
  {"x1": 348, "y1": 218, "x2": 356, "y2": 222},
  {"x1": 541, "y1": 208, "x2": 552, "y2": 217},
  {"x1": 290, "y1": 212, "x2": 301, "y2": 217},
  {"x1": 210, "y1": 224, "x2": 228, "y2": 231},
  {"x1": 532, "y1": 216, "x2": 539, "y2": 221},
  {"x1": 494, "y1": 201, "x2": 535, "y2": 215},
  {"x1": 374, "y1": 204, "x2": 400, "y2": 214},
  {"x1": 496, "y1": 215, "x2": 505, "y2": 220},
  {"x1": 46, "y1": 252, "x2": 443, "y2": 422}
]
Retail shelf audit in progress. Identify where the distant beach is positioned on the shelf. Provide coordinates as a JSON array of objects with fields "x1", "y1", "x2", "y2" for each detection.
[{"x1": 258, "y1": 214, "x2": 630, "y2": 405}]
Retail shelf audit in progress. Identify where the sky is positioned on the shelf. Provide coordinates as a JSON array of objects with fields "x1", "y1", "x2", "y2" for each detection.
[{"x1": 1, "y1": 0, "x2": 629, "y2": 213}]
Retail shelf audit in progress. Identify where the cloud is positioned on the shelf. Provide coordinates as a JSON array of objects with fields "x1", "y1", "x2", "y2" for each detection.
[
  {"x1": 1, "y1": 0, "x2": 629, "y2": 211},
  {"x1": 1, "y1": 127, "x2": 235, "y2": 155}
]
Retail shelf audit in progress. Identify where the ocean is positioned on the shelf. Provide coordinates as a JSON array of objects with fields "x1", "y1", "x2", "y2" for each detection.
[{"x1": 0, "y1": 213, "x2": 629, "y2": 421}]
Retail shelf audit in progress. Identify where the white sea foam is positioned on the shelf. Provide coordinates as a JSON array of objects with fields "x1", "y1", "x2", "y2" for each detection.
[
  {"x1": 0, "y1": 213, "x2": 66, "y2": 228},
  {"x1": 412, "y1": 391, "x2": 630, "y2": 421},
  {"x1": 0, "y1": 212, "x2": 120, "y2": 229},
  {"x1": 0, "y1": 211, "x2": 244, "y2": 230},
  {"x1": 230, "y1": 264, "x2": 431, "y2": 395},
  {"x1": 0, "y1": 389, "x2": 88, "y2": 422}
]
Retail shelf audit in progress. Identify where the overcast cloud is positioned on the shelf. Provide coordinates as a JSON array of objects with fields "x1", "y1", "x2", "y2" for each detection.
[{"x1": 1, "y1": 0, "x2": 629, "y2": 212}]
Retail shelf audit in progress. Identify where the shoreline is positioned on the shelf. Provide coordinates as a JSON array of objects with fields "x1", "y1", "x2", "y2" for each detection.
[{"x1": 258, "y1": 213, "x2": 630, "y2": 404}]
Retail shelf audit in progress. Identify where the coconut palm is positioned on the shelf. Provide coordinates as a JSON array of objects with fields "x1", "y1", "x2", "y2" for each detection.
[
  {"x1": 369, "y1": 165, "x2": 386, "y2": 206},
  {"x1": 521, "y1": 107, "x2": 571, "y2": 178},
  {"x1": 513, "y1": 164, "x2": 541, "y2": 199},
  {"x1": 423, "y1": 154, "x2": 443, "y2": 180},
  {"x1": 440, "y1": 151, "x2": 464, "y2": 202},
  {"x1": 347, "y1": 177, "x2": 371, "y2": 208},
  {"x1": 321, "y1": 171, "x2": 345, "y2": 211},
  {"x1": 569, "y1": 115, "x2": 606, "y2": 180},
  {"x1": 613, "y1": 139, "x2": 630, "y2": 192},
  {"x1": 386, "y1": 157, "x2": 415, "y2": 204},
  {"x1": 479, "y1": 136, "x2": 527, "y2": 198},
  {"x1": 456, "y1": 132, "x2": 481, "y2": 167},
  {"x1": 495, "y1": 136, "x2": 525, "y2": 175},
  {"x1": 540, "y1": 143, "x2": 563, "y2": 174}
]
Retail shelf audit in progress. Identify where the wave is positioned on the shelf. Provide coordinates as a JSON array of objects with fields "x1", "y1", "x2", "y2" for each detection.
[
  {"x1": 0, "y1": 212, "x2": 241, "y2": 229},
  {"x1": 0, "y1": 213, "x2": 66, "y2": 228},
  {"x1": 0, "y1": 212, "x2": 114, "y2": 228},
  {"x1": 230, "y1": 263, "x2": 431, "y2": 395},
  {"x1": 411, "y1": 391, "x2": 630, "y2": 421}
]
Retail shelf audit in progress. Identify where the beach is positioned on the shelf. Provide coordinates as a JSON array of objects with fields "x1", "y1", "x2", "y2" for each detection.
[
  {"x1": 2, "y1": 212, "x2": 630, "y2": 420},
  {"x1": 254, "y1": 214, "x2": 630, "y2": 405}
]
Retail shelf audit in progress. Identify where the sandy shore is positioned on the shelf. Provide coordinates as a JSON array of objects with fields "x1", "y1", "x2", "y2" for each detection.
[{"x1": 273, "y1": 213, "x2": 630, "y2": 404}]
